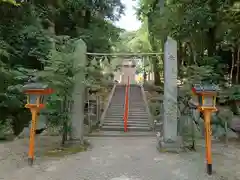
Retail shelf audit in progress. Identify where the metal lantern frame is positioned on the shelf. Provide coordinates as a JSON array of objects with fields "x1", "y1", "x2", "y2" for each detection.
[
  {"x1": 191, "y1": 84, "x2": 218, "y2": 111},
  {"x1": 23, "y1": 83, "x2": 53, "y2": 109}
]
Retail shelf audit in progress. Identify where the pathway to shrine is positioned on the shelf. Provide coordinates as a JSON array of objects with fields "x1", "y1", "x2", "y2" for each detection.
[
  {"x1": 1, "y1": 136, "x2": 236, "y2": 180},
  {"x1": 2, "y1": 40, "x2": 239, "y2": 180}
]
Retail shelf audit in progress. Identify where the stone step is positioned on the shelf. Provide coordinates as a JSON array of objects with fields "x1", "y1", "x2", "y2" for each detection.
[
  {"x1": 107, "y1": 107, "x2": 125, "y2": 109},
  {"x1": 129, "y1": 104, "x2": 145, "y2": 106},
  {"x1": 105, "y1": 116, "x2": 149, "y2": 119},
  {"x1": 108, "y1": 107, "x2": 125, "y2": 109},
  {"x1": 119, "y1": 107, "x2": 146, "y2": 109},
  {"x1": 106, "y1": 111, "x2": 147, "y2": 114},
  {"x1": 106, "y1": 115, "x2": 148, "y2": 118},
  {"x1": 106, "y1": 109, "x2": 125, "y2": 111},
  {"x1": 104, "y1": 117, "x2": 149, "y2": 121},
  {"x1": 104, "y1": 118, "x2": 123, "y2": 121},
  {"x1": 107, "y1": 108, "x2": 125, "y2": 111},
  {"x1": 128, "y1": 106, "x2": 145, "y2": 107},
  {"x1": 103, "y1": 123, "x2": 149, "y2": 128},
  {"x1": 106, "y1": 113, "x2": 125, "y2": 115},
  {"x1": 128, "y1": 115, "x2": 149, "y2": 117},
  {"x1": 106, "y1": 114, "x2": 148, "y2": 117},
  {"x1": 128, "y1": 118, "x2": 149, "y2": 120},
  {"x1": 108, "y1": 103, "x2": 125, "y2": 105},
  {"x1": 101, "y1": 126, "x2": 151, "y2": 132},
  {"x1": 108, "y1": 104, "x2": 125, "y2": 106},
  {"x1": 128, "y1": 101, "x2": 145, "y2": 102},
  {"x1": 128, "y1": 119, "x2": 148, "y2": 121},
  {"x1": 108, "y1": 107, "x2": 146, "y2": 110},
  {"x1": 88, "y1": 131, "x2": 155, "y2": 137},
  {"x1": 128, "y1": 118, "x2": 149, "y2": 122},
  {"x1": 106, "y1": 113, "x2": 148, "y2": 116},
  {"x1": 104, "y1": 121, "x2": 149, "y2": 124},
  {"x1": 128, "y1": 110, "x2": 147, "y2": 112},
  {"x1": 128, "y1": 105, "x2": 146, "y2": 107},
  {"x1": 107, "y1": 108, "x2": 147, "y2": 114},
  {"x1": 103, "y1": 120, "x2": 149, "y2": 124},
  {"x1": 109, "y1": 106, "x2": 145, "y2": 109}
]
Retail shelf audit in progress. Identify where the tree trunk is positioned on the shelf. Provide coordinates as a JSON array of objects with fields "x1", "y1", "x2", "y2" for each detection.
[
  {"x1": 147, "y1": 13, "x2": 161, "y2": 86},
  {"x1": 207, "y1": 27, "x2": 217, "y2": 56},
  {"x1": 207, "y1": 0, "x2": 217, "y2": 56},
  {"x1": 84, "y1": 10, "x2": 91, "y2": 28},
  {"x1": 230, "y1": 47, "x2": 235, "y2": 85},
  {"x1": 177, "y1": 41, "x2": 183, "y2": 73},
  {"x1": 186, "y1": 42, "x2": 197, "y2": 65},
  {"x1": 231, "y1": 45, "x2": 239, "y2": 84},
  {"x1": 237, "y1": 45, "x2": 240, "y2": 84},
  {"x1": 61, "y1": 120, "x2": 68, "y2": 146},
  {"x1": 182, "y1": 43, "x2": 188, "y2": 66},
  {"x1": 152, "y1": 56, "x2": 161, "y2": 86},
  {"x1": 61, "y1": 96, "x2": 69, "y2": 146}
]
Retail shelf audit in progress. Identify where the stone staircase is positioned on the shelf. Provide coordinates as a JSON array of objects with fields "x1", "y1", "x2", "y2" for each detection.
[{"x1": 101, "y1": 84, "x2": 151, "y2": 132}]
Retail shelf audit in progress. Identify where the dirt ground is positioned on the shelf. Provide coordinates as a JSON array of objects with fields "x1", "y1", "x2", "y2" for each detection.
[
  {"x1": 1, "y1": 136, "x2": 240, "y2": 179},
  {"x1": 0, "y1": 136, "x2": 62, "y2": 174}
]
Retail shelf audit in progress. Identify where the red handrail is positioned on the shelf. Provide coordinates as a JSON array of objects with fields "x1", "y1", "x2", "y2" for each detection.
[{"x1": 123, "y1": 76, "x2": 130, "y2": 132}]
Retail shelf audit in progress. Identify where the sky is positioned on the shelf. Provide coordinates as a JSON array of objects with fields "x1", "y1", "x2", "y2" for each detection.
[{"x1": 115, "y1": 0, "x2": 141, "y2": 31}]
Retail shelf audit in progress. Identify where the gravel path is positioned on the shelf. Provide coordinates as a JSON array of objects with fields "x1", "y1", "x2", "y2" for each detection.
[{"x1": 0, "y1": 137, "x2": 240, "y2": 180}]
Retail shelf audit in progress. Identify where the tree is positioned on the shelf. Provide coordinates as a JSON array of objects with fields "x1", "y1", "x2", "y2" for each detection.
[{"x1": 0, "y1": 0, "x2": 124, "y2": 139}]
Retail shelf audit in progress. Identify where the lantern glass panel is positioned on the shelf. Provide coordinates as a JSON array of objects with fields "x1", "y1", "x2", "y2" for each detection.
[
  {"x1": 40, "y1": 95, "x2": 45, "y2": 104},
  {"x1": 203, "y1": 96, "x2": 214, "y2": 107},
  {"x1": 29, "y1": 95, "x2": 38, "y2": 104}
]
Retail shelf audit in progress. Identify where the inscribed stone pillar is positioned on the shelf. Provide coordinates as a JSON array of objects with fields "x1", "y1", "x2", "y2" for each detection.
[
  {"x1": 70, "y1": 39, "x2": 87, "y2": 143},
  {"x1": 162, "y1": 36, "x2": 179, "y2": 146}
]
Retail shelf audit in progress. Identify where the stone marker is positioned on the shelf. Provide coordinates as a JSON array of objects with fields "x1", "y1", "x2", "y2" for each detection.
[
  {"x1": 70, "y1": 39, "x2": 87, "y2": 143},
  {"x1": 158, "y1": 36, "x2": 182, "y2": 152}
]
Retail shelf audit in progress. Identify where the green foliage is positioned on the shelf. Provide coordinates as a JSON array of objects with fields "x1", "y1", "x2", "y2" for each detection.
[
  {"x1": 0, "y1": 118, "x2": 12, "y2": 140},
  {"x1": 0, "y1": 0, "x2": 20, "y2": 6},
  {"x1": 221, "y1": 85, "x2": 240, "y2": 114},
  {"x1": 226, "y1": 85, "x2": 240, "y2": 101},
  {"x1": 217, "y1": 109, "x2": 233, "y2": 125},
  {"x1": 0, "y1": 0, "x2": 124, "y2": 138},
  {"x1": 135, "y1": 0, "x2": 240, "y2": 84},
  {"x1": 180, "y1": 63, "x2": 222, "y2": 97}
]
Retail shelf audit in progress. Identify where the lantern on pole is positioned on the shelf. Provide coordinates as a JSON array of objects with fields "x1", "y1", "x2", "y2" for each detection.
[
  {"x1": 191, "y1": 83, "x2": 218, "y2": 175},
  {"x1": 23, "y1": 83, "x2": 53, "y2": 166}
]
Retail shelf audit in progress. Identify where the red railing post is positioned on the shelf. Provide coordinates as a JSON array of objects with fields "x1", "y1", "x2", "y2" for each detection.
[{"x1": 123, "y1": 76, "x2": 130, "y2": 132}]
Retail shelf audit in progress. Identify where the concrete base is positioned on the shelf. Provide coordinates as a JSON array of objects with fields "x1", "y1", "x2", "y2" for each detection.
[{"x1": 157, "y1": 135, "x2": 183, "y2": 153}]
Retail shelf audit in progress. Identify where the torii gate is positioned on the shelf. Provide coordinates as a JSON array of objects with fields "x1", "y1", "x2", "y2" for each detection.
[
  {"x1": 86, "y1": 38, "x2": 179, "y2": 151},
  {"x1": 86, "y1": 52, "x2": 162, "y2": 85}
]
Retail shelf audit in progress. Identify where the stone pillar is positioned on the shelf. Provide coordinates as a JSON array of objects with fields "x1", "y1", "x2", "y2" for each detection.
[
  {"x1": 70, "y1": 39, "x2": 87, "y2": 143},
  {"x1": 158, "y1": 37, "x2": 181, "y2": 151}
]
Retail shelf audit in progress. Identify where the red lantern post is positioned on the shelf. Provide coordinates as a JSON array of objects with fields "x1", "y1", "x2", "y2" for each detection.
[{"x1": 23, "y1": 83, "x2": 53, "y2": 166}]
